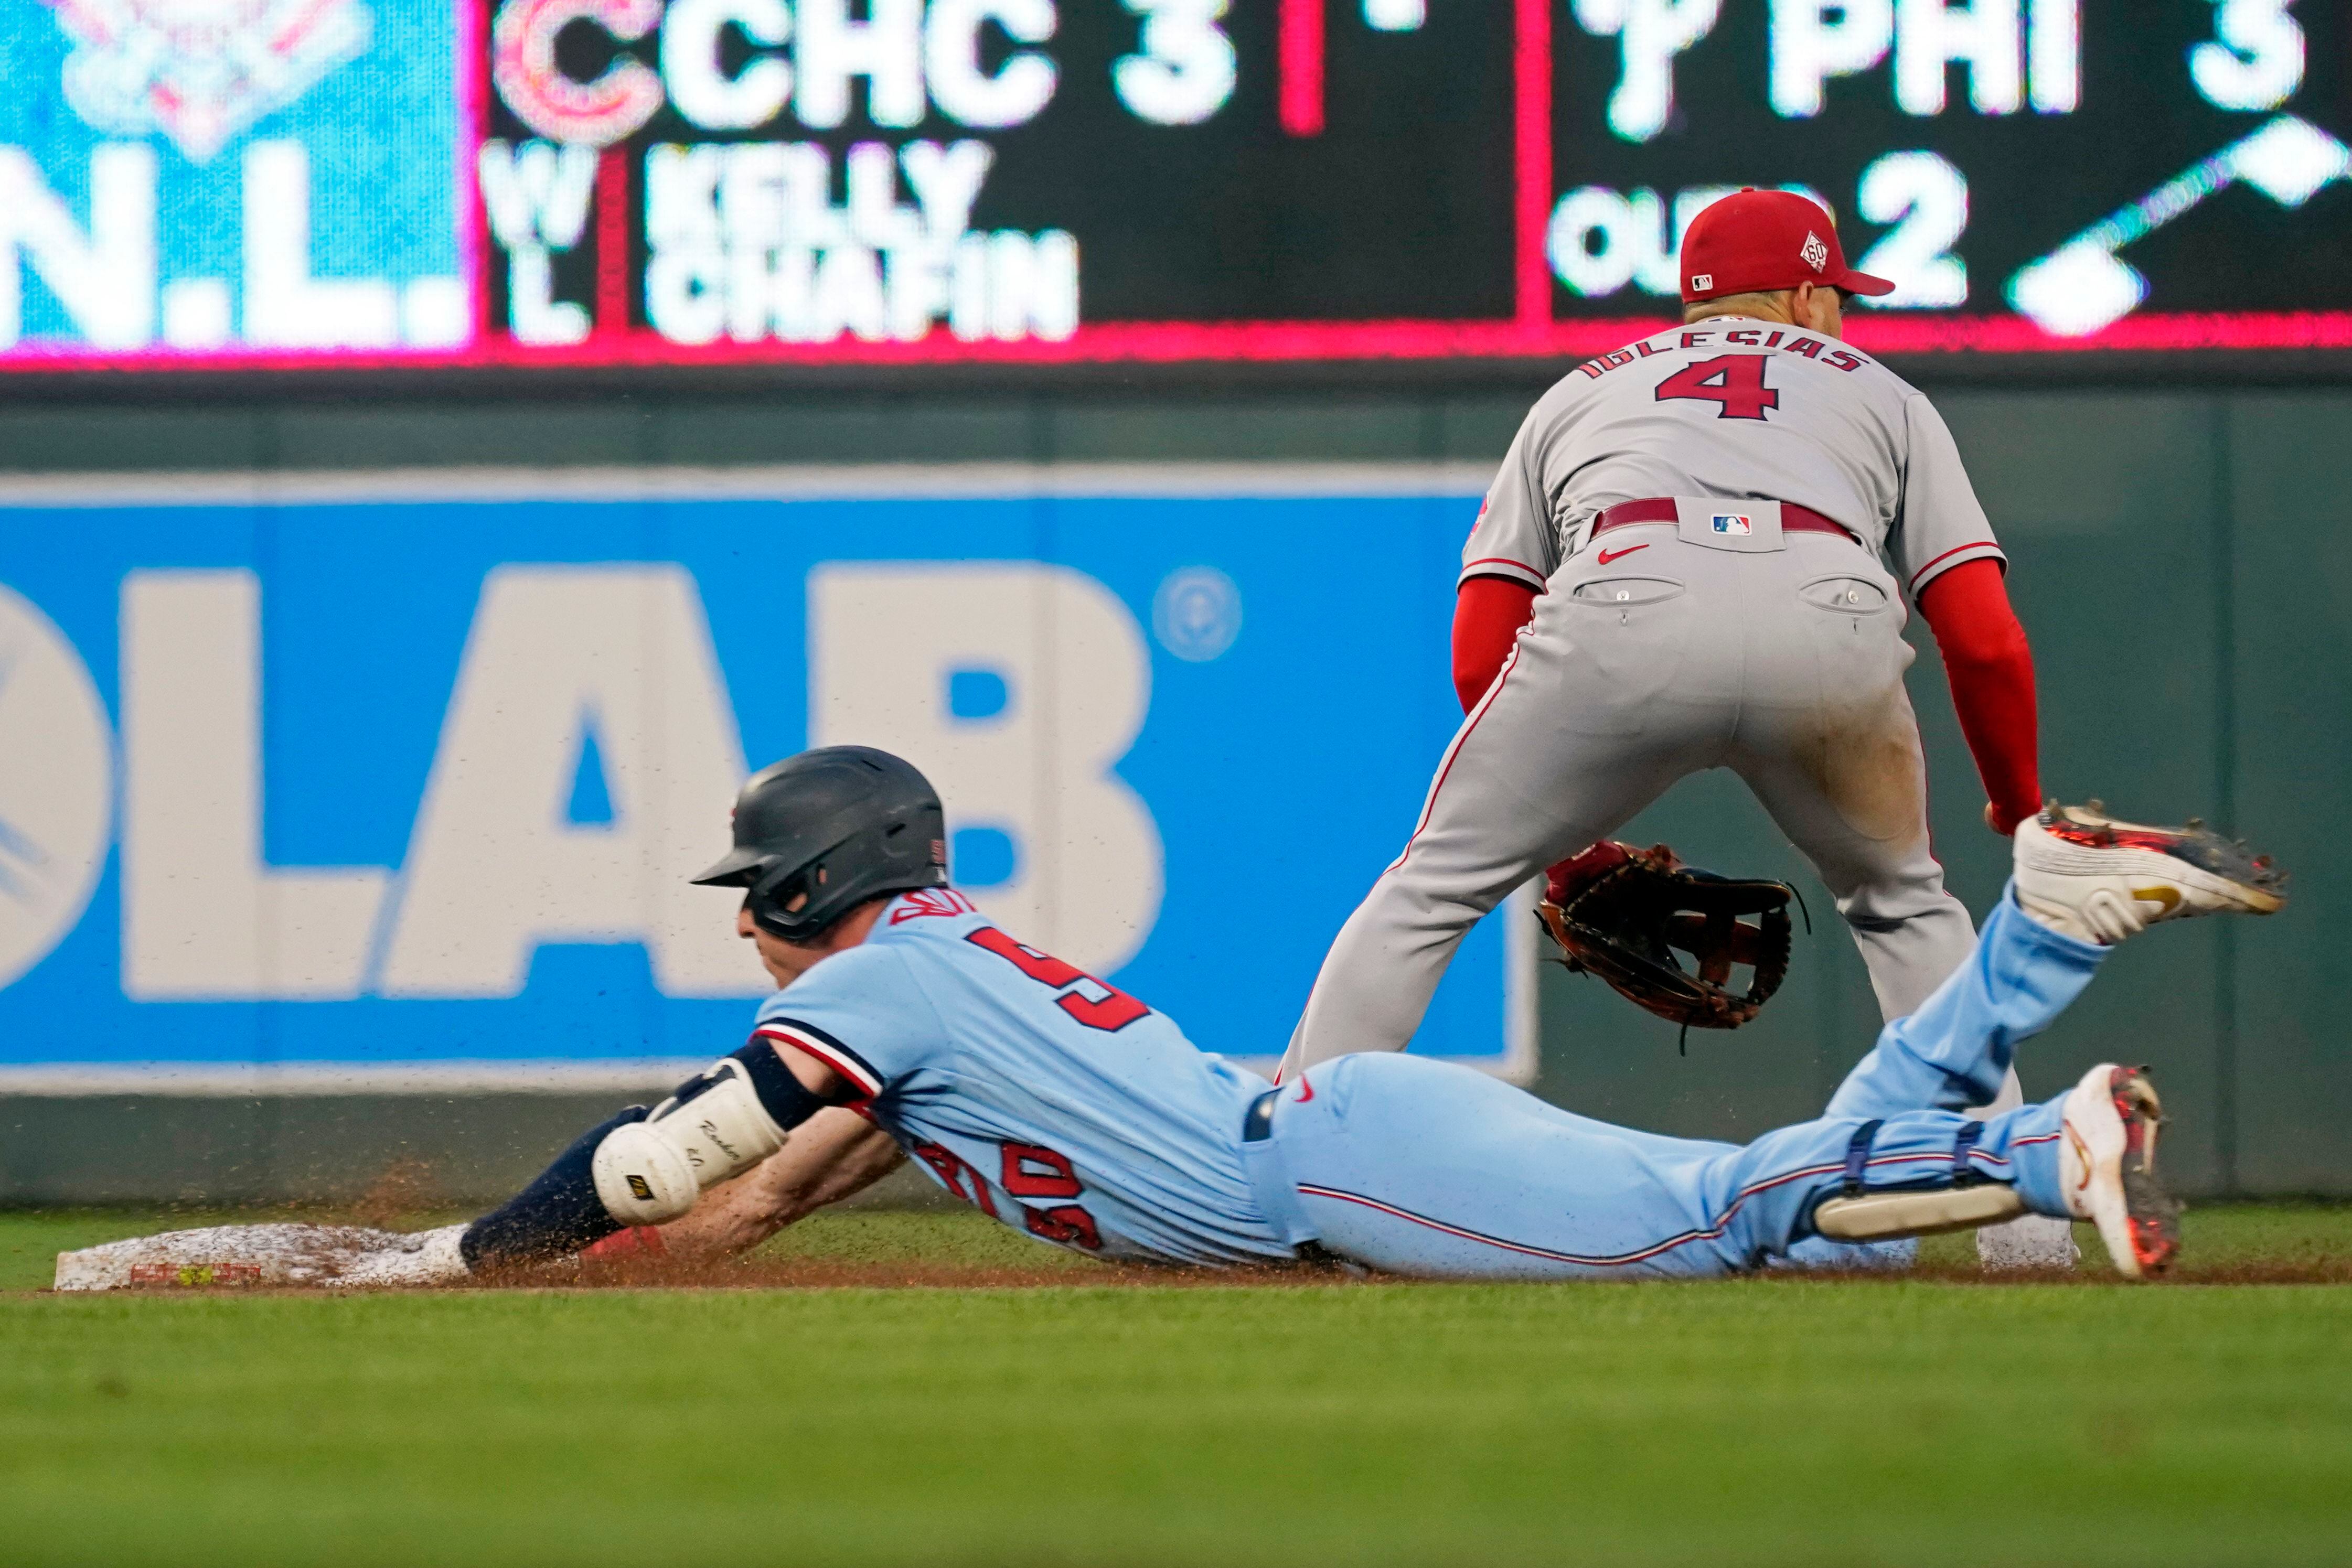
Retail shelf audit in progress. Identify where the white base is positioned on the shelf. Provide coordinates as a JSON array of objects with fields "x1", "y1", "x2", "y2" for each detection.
[{"x1": 55, "y1": 1222, "x2": 472, "y2": 1291}]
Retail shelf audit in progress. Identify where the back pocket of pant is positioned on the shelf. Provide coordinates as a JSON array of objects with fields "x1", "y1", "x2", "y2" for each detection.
[
  {"x1": 1571, "y1": 576, "x2": 1685, "y2": 609},
  {"x1": 1798, "y1": 576, "x2": 1890, "y2": 616},
  {"x1": 1557, "y1": 577, "x2": 1690, "y2": 736}
]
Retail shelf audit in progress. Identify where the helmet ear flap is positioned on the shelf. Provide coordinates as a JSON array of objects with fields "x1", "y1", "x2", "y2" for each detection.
[{"x1": 745, "y1": 859, "x2": 826, "y2": 940}]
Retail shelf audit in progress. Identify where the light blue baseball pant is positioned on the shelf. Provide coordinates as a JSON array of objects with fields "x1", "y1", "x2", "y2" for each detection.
[{"x1": 1253, "y1": 887, "x2": 2103, "y2": 1279}]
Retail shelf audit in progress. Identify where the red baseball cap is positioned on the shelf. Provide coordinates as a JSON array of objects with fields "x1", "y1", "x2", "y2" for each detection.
[{"x1": 1679, "y1": 189, "x2": 1891, "y2": 304}]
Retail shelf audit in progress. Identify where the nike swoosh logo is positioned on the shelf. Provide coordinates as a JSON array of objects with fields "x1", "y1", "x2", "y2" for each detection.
[
  {"x1": 1596, "y1": 543, "x2": 1648, "y2": 565},
  {"x1": 2134, "y1": 885, "x2": 2183, "y2": 915}
]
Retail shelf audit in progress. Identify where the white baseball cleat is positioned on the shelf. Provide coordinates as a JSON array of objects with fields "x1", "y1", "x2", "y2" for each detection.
[
  {"x1": 2013, "y1": 801, "x2": 2285, "y2": 944},
  {"x1": 2059, "y1": 1064, "x2": 2180, "y2": 1280}
]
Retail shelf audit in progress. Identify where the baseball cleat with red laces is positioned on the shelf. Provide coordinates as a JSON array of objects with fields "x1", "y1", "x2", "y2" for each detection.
[
  {"x1": 2059, "y1": 1065, "x2": 2180, "y2": 1280},
  {"x1": 2012, "y1": 801, "x2": 2285, "y2": 944}
]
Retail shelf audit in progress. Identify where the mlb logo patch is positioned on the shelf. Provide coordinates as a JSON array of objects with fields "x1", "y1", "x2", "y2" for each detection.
[
  {"x1": 1690, "y1": 272, "x2": 1713, "y2": 292},
  {"x1": 1710, "y1": 513, "x2": 1755, "y2": 536},
  {"x1": 1800, "y1": 231, "x2": 1830, "y2": 273}
]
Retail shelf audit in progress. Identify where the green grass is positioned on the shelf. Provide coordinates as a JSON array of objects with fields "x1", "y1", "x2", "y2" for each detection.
[{"x1": 5, "y1": 1207, "x2": 2352, "y2": 1567}]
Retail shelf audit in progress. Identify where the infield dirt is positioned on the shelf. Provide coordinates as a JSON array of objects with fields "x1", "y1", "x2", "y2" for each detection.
[{"x1": 15, "y1": 1202, "x2": 2352, "y2": 1294}]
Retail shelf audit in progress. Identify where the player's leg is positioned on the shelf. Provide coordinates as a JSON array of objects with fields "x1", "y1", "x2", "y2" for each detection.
[
  {"x1": 1282, "y1": 559, "x2": 1730, "y2": 1076},
  {"x1": 1727, "y1": 666, "x2": 1975, "y2": 1024},
  {"x1": 1823, "y1": 804, "x2": 2285, "y2": 1124},
  {"x1": 1268, "y1": 1054, "x2": 1975, "y2": 1280},
  {"x1": 1272, "y1": 803, "x2": 2282, "y2": 1281},
  {"x1": 1797, "y1": 832, "x2": 2079, "y2": 1279},
  {"x1": 1269, "y1": 1001, "x2": 2166, "y2": 1282},
  {"x1": 1698, "y1": 1078, "x2": 2164, "y2": 1273},
  {"x1": 1958, "y1": 1068, "x2": 2067, "y2": 1268},
  {"x1": 1787, "y1": 804, "x2": 2285, "y2": 1271},
  {"x1": 1818, "y1": 887, "x2": 2102, "y2": 1124},
  {"x1": 1266, "y1": 1053, "x2": 1749, "y2": 1279},
  {"x1": 1723, "y1": 543, "x2": 2054, "y2": 1257}
]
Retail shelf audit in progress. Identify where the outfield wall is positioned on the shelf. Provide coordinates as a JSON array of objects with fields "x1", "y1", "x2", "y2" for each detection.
[{"x1": 0, "y1": 387, "x2": 2344, "y2": 1201}]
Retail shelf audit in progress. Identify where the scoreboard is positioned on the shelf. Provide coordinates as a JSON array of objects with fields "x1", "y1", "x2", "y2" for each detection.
[{"x1": 1, "y1": 0, "x2": 2347, "y2": 372}]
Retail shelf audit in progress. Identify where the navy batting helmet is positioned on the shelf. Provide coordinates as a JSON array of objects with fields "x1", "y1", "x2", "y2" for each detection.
[{"x1": 691, "y1": 747, "x2": 947, "y2": 941}]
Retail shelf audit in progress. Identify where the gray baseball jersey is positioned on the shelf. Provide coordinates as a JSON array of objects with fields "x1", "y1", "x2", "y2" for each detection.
[{"x1": 1461, "y1": 317, "x2": 2003, "y2": 600}]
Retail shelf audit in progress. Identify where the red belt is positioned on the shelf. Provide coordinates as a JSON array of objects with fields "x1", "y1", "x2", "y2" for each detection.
[{"x1": 1590, "y1": 497, "x2": 1858, "y2": 545}]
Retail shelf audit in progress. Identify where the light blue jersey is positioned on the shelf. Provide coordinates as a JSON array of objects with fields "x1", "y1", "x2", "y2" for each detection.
[{"x1": 751, "y1": 888, "x2": 1292, "y2": 1266}]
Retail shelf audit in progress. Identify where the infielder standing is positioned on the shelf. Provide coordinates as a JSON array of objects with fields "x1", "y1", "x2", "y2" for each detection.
[{"x1": 1279, "y1": 191, "x2": 2058, "y2": 1261}]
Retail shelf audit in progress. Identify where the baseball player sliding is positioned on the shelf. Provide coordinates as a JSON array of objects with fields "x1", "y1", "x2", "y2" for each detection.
[
  {"x1": 1277, "y1": 190, "x2": 2064, "y2": 1265},
  {"x1": 59, "y1": 748, "x2": 2283, "y2": 1291}
]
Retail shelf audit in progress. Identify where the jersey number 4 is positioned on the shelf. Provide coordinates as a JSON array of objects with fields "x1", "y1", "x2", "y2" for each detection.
[
  {"x1": 965, "y1": 927, "x2": 1150, "y2": 1032},
  {"x1": 1655, "y1": 355, "x2": 1779, "y2": 421}
]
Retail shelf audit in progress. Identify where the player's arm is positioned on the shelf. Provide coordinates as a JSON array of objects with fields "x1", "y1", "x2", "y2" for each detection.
[
  {"x1": 1453, "y1": 576, "x2": 1540, "y2": 711},
  {"x1": 1452, "y1": 412, "x2": 1557, "y2": 710},
  {"x1": 1894, "y1": 393, "x2": 2038, "y2": 833},
  {"x1": 1916, "y1": 559, "x2": 2041, "y2": 835},
  {"x1": 460, "y1": 1034, "x2": 872, "y2": 1271},
  {"x1": 644, "y1": 1105, "x2": 905, "y2": 1259}
]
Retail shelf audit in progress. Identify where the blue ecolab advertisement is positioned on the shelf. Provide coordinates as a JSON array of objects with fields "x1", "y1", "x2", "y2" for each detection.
[{"x1": 0, "y1": 470, "x2": 1534, "y2": 1093}]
